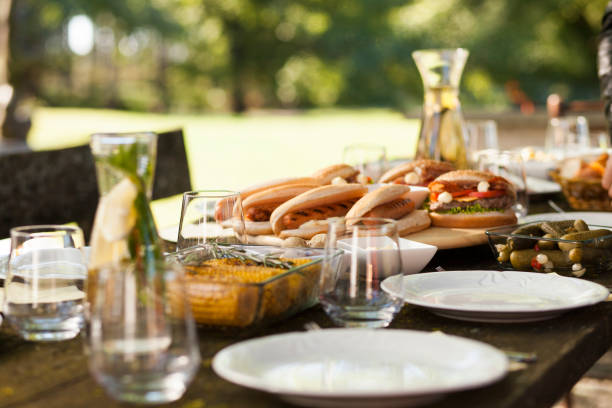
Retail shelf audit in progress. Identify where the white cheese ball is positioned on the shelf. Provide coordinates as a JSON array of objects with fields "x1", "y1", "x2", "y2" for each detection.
[
  {"x1": 437, "y1": 191, "x2": 453, "y2": 204},
  {"x1": 477, "y1": 181, "x2": 490, "y2": 193},
  {"x1": 331, "y1": 176, "x2": 348, "y2": 185},
  {"x1": 535, "y1": 254, "x2": 548, "y2": 264},
  {"x1": 404, "y1": 172, "x2": 420, "y2": 185}
]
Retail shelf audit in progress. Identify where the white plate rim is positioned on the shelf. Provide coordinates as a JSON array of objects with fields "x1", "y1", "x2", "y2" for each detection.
[
  {"x1": 382, "y1": 270, "x2": 609, "y2": 315},
  {"x1": 212, "y1": 328, "x2": 508, "y2": 399}
]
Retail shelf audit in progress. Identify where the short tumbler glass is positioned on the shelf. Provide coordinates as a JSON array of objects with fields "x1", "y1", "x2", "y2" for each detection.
[
  {"x1": 4, "y1": 225, "x2": 86, "y2": 341},
  {"x1": 319, "y1": 218, "x2": 404, "y2": 328},
  {"x1": 87, "y1": 260, "x2": 200, "y2": 404},
  {"x1": 177, "y1": 190, "x2": 246, "y2": 250}
]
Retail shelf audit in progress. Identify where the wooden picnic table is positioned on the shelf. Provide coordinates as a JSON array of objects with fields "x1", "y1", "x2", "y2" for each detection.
[{"x1": 1, "y1": 193, "x2": 611, "y2": 408}]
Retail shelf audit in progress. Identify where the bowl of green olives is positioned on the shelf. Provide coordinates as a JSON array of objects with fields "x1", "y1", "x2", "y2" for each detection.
[{"x1": 486, "y1": 219, "x2": 612, "y2": 277}]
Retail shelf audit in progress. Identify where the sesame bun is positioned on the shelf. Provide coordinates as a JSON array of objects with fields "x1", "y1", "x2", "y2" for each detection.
[
  {"x1": 312, "y1": 164, "x2": 359, "y2": 184},
  {"x1": 270, "y1": 184, "x2": 368, "y2": 238},
  {"x1": 429, "y1": 208, "x2": 517, "y2": 228}
]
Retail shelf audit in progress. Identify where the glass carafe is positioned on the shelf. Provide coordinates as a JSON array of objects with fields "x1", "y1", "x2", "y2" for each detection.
[
  {"x1": 87, "y1": 132, "x2": 163, "y2": 304},
  {"x1": 413, "y1": 48, "x2": 469, "y2": 169}
]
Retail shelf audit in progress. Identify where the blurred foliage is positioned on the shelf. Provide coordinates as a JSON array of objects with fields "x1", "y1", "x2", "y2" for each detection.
[{"x1": 7, "y1": 0, "x2": 611, "y2": 113}]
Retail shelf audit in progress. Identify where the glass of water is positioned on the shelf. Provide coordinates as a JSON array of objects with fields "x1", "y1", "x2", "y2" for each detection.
[
  {"x1": 319, "y1": 218, "x2": 404, "y2": 328},
  {"x1": 87, "y1": 259, "x2": 200, "y2": 404},
  {"x1": 477, "y1": 150, "x2": 529, "y2": 218},
  {"x1": 177, "y1": 190, "x2": 246, "y2": 250},
  {"x1": 3, "y1": 225, "x2": 86, "y2": 341}
]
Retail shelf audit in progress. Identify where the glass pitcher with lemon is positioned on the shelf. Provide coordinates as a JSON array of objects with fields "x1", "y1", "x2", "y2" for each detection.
[{"x1": 87, "y1": 132, "x2": 163, "y2": 305}]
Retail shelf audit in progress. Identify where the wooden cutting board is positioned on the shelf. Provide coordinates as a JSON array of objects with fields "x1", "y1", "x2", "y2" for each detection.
[{"x1": 403, "y1": 226, "x2": 489, "y2": 250}]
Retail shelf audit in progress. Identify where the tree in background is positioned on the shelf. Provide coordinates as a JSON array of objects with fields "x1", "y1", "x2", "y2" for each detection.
[{"x1": 4, "y1": 0, "x2": 611, "y2": 116}]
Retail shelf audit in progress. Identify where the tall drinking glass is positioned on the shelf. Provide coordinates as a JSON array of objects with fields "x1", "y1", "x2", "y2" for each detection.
[
  {"x1": 4, "y1": 225, "x2": 86, "y2": 341},
  {"x1": 477, "y1": 150, "x2": 529, "y2": 218},
  {"x1": 177, "y1": 190, "x2": 246, "y2": 250},
  {"x1": 320, "y1": 218, "x2": 404, "y2": 328},
  {"x1": 87, "y1": 259, "x2": 200, "y2": 404}
]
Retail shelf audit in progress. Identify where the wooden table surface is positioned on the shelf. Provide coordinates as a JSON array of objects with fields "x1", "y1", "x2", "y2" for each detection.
[{"x1": 1, "y1": 194, "x2": 611, "y2": 408}]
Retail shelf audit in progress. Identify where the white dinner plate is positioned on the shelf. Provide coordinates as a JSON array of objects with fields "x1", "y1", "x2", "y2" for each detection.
[
  {"x1": 519, "y1": 212, "x2": 612, "y2": 227},
  {"x1": 526, "y1": 176, "x2": 561, "y2": 195},
  {"x1": 382, "y1": 270, "x2": 609, "y2": 323},
  {"x1": 212, "y1": 328, "x2": 508, "y2": 408}
]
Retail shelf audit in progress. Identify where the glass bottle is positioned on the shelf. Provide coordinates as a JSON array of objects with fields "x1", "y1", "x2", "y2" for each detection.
[
  {"x1": 413, "y1": 48, "x2": 469, "y2": 169},
  {"x1": 87, "y1": 132, "x2": 162, "y2": 304}
]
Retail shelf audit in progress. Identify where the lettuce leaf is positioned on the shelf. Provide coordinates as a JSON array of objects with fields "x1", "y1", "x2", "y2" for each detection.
[{"x1": 438, "y1": 203, "x2": 506, "y2": 214}]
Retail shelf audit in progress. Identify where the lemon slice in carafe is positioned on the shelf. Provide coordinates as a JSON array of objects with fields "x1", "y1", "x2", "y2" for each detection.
[{"x1": 89, "y1": 178, "x2": 138, "y2": 269}]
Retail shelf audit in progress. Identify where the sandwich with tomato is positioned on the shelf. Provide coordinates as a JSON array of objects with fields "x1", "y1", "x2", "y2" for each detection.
[{"x1": 427, "y1": 170, "x2": 517, "y2": 228}]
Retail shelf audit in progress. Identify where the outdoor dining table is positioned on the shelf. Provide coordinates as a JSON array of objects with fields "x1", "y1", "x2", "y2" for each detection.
[{"x1": 0, "y1": 193, "x2": 611, "y2": 408}]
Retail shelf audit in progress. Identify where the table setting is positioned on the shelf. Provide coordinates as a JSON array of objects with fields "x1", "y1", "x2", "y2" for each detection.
[{"x1": 1, "y1": 47, "x2": 612, "y2": 408}]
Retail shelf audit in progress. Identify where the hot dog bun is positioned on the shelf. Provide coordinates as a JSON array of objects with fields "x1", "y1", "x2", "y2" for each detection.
[
  {"x1": 346, "y1": 184, "x2": 431, "y2": 235},
  {"x1": 270, "y1": 184, "x2": 368, "y2": 239},
  {"x1": 378, "y1": 159, "x2": 454, "y2": 185},
  {"x1": 240, "y1": 177, "x2": 321, "y2": 199},
  {"x1": 312, "y1": 164, "x2": 359, "y2": 185},
  {"x1": 241, "y1": 183, "x2": 319, "y2": 235},
  {"x1": 430, "y1": 208, "x2": 517, "y2": 228}
]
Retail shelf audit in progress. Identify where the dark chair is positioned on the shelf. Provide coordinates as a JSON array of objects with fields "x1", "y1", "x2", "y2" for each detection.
[{"x1": 0, "y1": 129, "x2": 190, "y2": 240}]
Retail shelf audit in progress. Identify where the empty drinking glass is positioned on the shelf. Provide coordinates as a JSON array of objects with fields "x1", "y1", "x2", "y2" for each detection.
[
  {"x1": 342, "y1": 144, "x2": 388, "y2": 183},
  {"x1": 320, "y1": 218, "x2": 404, "y2": 328},
  {"x1": 545, "y1": 116, "x2": 590, "y2": 159},
  {"x1": 4, "y1": 225, "x2": 86, "y2": 341},
  {"x1": 464, "y1": 120, "x2": 499, "y2": 166},
  {"x1": 477, "y1": 150, "x2": 529, "y2": 218},
  {"x1": 177, "y1": 190, "x2": 246, "y2": 250},
  {"x1": 87, "y1": 259, "x2": 200, "y2": 404}
]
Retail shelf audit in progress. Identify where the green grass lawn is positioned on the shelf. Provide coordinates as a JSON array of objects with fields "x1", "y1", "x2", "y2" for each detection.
[{"x1": 28, "y1": 107, "x2": 419, "y2": 227}]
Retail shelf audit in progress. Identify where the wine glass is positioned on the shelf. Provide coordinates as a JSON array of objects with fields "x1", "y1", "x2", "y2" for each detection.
[
  {"x1": 3, "y1": 225, "x2": 86, "y2": 341},
  {"x1": 477, "y1": 150, "x2": 529, "y2": 218},
  {"x1": 319, "y1": 217, "x2": 404, "y2": 328},
  {"x1": 177, "y1": 190, "x2": 246, "y2": 250},
  {"x1": 87, "y1": 259, "x2": 200, "y2": 404},
  {"x1": 342, "y1": 144, "x2": 388, "y2": 183}
]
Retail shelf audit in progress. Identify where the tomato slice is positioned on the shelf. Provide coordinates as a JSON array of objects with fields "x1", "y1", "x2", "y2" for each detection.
[
  {"x1": 468, "y1": 190, "x2": 505, "y2": 198},
  {"x1": 451, "y1": 190, "x2": 473, "y2": 197}
]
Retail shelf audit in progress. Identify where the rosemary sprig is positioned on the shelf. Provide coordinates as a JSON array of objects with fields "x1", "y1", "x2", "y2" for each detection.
[{"x1": 210, "y1": 243, "x2": 295, "y2": 269}]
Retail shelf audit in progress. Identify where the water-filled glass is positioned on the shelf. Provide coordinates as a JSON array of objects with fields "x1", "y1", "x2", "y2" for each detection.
[
  {"x1": 176, "y1": 190, "x2": 246, "y2": 250},
  {"x1": 477, "y1": 150, "x2": 529, "y2": 218},
  {"x1": 320, "y1": 218, "x2": 404, "y2": 328},
  {"x1": 87, "y1": 259, "x2": 200, "y2": 404},
  {"x1": 4, "y1": 225, "x2": 86, "y2": 341}
]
